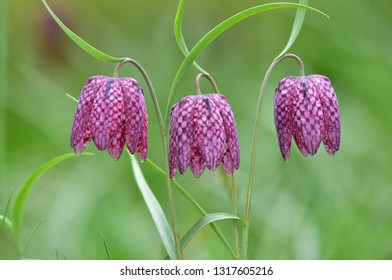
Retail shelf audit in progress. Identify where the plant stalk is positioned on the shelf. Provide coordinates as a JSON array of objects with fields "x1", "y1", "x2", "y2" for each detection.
[
  {"x1": 231, "y1": 172, "x2": 240, "y2": 259},
  {"x1": 242, "y1": 53, "x2": 304, "y2": 259}
]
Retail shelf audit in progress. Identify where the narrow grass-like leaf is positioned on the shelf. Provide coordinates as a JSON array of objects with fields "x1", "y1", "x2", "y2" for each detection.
[
  {"x1": 276, "y1": 0, "x2": 316, "y2": 58},
  {"x1": 11, "y1": 153, "x2": 93, "y2": 250},
  {"x1": 1, "y1": 192, "x2": 12, "y2": 229},
  {"x1": 129, "y1": 154, "x2": 177, "y2": 260},
  {"x1": 55, "y1": 247, "x2": 59, "y2": 260},
  {"x1": 165, "y1": 2, "x2": 328, "y2": 121},
  {"x1": 145, "y1": 158, "x2": 237, "y2": 259},
  {"x1": 0, "y1": 215, "x2": 12, "y2": 232},
  {"x1": 65, "y1": 93, "x2": 78, "y2": 103},
  {"x1": 164, "y1": 213, "x2": 243, "y2": 259},
  {"x1": 41, "y1": 0, "x2": 124, "y2": 63},
  {"x1": 20, "y1": 217, "x2": 44, "y2": 258},
  {"x1": 181, "y1": 213, "x2": 243, "y2": 250},
  {"x1": 174, "y1": 0, "x2": 207, "y2": 74},
  {"x1": 101, "y1": 232, "x2": 112, "y2": 260}
]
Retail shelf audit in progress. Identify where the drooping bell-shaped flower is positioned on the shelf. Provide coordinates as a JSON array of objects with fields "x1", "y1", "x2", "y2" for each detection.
[
  {"x1": 70, "y1": 75, "x2": 148, "y2": 161},
  {"x1": 274, "y1": 74, "x2": 341, "y2": 161},
  {"x1": 169, "y1": 94, "x2": 240, "y2": 178}
]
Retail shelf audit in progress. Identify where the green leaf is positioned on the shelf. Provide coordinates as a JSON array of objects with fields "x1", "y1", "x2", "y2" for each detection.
[
  {"x1": 11, "y1": 153, "x2": 93, "y2": 250},
  {"x1": 101, "y1": 232, "x2": 112, "y2": 260},
  {"x1": 41, "y1": 0, "x2": 124, "y2": 63},
  {"x1": 144, "y1": 158, "x2": 237, "y2": 259},
  {"x1": 276, "y1": 0, "x2": 316, "y2": 58},
  {"x1": 20, "y1": 217, "x2": 44, "y2": 258},
  {"x1": 181, "y1": 213, "x2": 243, "y2": 249},
  {"x1": 129, "y1": 154, "x2": 177, "y2": 260},
  {"x1": 1, "y1": 192, "x2": 12, "y2": 229},
  {"x1": 174, "y1": 0, "x2": 208, "y2": 74},
  {"x1": 165, "y1": 2, "x2": 328, "y2": 122}
]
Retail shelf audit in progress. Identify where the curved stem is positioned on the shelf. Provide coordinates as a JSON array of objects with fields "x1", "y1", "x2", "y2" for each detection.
[
  {"x1": 242, "y1": 53, "x2": 304, "y2": 259},
  {"x1": 195, "y1": 73, "x2": 220, "y2": 95},
  {"x1": 231, "y1": 173, "x2": 240, "y2": 259},
  {"x1": 114, "y1": 58, "x2": 183, "y2": 259}
]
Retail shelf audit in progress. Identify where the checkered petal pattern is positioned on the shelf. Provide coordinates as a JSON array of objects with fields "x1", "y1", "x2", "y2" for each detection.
[
  {"x1": 70, "y1": 76, "x2": 148, "y2": 160},
  {"x1": 169, "y1": 94, "x2": 240, "y2": 178},
  {"x1": 273, "y1": 75, "x2": 341, "y2": 161}
]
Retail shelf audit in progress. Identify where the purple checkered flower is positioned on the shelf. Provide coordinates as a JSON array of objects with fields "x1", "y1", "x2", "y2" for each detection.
[
  {"x1": 274, "y1": 75, "x2": 341, "y2": 161},
  {"x1": 169, "y1": 94, "x2": 240, "y2": 178},
  {"x1": 70, "y1": 75, "x2": 148, "y2": 161}
]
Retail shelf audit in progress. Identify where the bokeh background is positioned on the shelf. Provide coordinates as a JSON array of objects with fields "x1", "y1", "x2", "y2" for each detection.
[{"x1": 1, "y1": 0, "x2": 392, "y2": 259}]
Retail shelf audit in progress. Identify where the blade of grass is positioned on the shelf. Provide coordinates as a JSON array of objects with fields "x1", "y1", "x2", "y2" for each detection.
[
  {"x1": 20, "y1": 217, "x2": 44, "y2": 259},
  {"x1": 276, "y1": 0, "x2": 311, "y2": 58},
  {"x1": 174, "y1": 0, "x2": 207, "y2": 74},
  {"x1": 164, "y1": 213, "x2": 243, "y2": 259},
  {"x1": 41, "y1": 0, "x2": 125, "y2": 63},
  {"x1": 11, "y1": 153, "x2": 93, "y2": 251},
  {"x1": 145, "y1": 158, "x2": 237, "y2": 259},
  {"x1": 65, "y1": 93, "x2": 78, "y2": 103},
  {"x1": 101, "y1": 232, "x2": 112, "y2": 260},
  {"x1": 1, "y1": 192, "x2": 12, "y2": 229},
  {"x1": 165, "y1": 2, "x2": 328, "y2": 122},
  {"x1": 129, "y1": 153, "x2": 177, "y2": 260},
  {"x1": 181, "y1": 213, "x2": 243, "y2": 250}
]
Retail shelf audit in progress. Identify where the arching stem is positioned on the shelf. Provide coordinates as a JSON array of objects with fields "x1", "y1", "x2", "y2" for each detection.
[
  {"x1": 195, "y1": 72, "x2": 220, "y2": 95},
  {"x1": 242, "y1": 53, "x2": 304, "y2": 259}
]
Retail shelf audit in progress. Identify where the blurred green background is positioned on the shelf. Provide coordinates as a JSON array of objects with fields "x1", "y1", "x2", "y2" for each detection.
[{"x1": 1, "y1": 0, "x2": 392, "y2": 259}]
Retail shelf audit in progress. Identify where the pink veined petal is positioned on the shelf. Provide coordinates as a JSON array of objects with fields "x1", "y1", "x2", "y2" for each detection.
[
  {"x1": 189, "y1": 141, "x2": 206, "y2": 178},
  {"x1": 90, "y1": 79, "x2": 124, "y2": 150},
  {"x1": 71, "y1": 75, "x2": 107, "y2": 148},
  {"x1": 292, "y1": 77, "x2": 324, "y2": 156},
  {"x1": 274, "y1": 77, "x2": 296, "y2": 161},
  {"x1": 194, "y1": 96, "x2": 226, "y2": 170},
  {"x1": 169, "y1": 104, "x2": 180, "y2": 178},
  {"x1": 120, "y1": 78, "x2": 144, "y2": 154},
  {"x1": 175, "y1": 96, "x2": 197, "y2": 174},
  {"x1": 312, "y1": 75, "x2": 341, "y2": 155},
  {"x1": 73, "y1": 123, "x2": 92, "y2": 154},
  {"x1": 209, "y1": 94, "x2": 240, "y2": 170},
  {"x1": 136, "y1": 91, "x2": 148, "y2": 162},
  {"x1": 107, "y1": 119, "x2": 126, "y2": 160}
]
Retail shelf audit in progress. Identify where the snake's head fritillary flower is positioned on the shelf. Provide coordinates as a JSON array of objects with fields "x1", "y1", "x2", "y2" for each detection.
[
  {"x1": 169, "y1": 94, "x2": 240, "y2": 178},
  {"x1": 70, "y1": 75, "x2": 148, "y2": 161},
  {"x1": 274, "y1": 75, "x2": 341, "y2": 161}
]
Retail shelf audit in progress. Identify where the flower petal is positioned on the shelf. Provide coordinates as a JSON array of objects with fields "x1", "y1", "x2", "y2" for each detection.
[
  {"x1": 120, "y1": 78, "x2": 144, "y2": 154},
  {"x1": 169, "y1": 104, "x2": 180, "y2": 178},
  {"x1": 107, "y1": 120, "x2": 126, "y2": 160},
  {"x1": 312, "y1": 75, "x2": 341, "y2": 155},
  {"x1": 73, "y1": 123, "x2": 92, "y2": 154},
  {"x1": 90, "y1": 79, "x2": 124, "y2": 150},
  {"x1": 71, "y1": 75, "x2": 107, "y2": 147},
  {"x1": 194, "y1": 96, "x2": 226, "y2": 170},
  {"x1": 189, "y1": 142, "x2": 206, "y2": 177},
  {"x1": 274, "y1": 77, "x2": 296, "y2": 161},
  {"x1": 136, "y1": 90, "x2": 148, "y2": 162},
  {"x1": 176, "y1": 96, "x2": 197, "y2": 174},
  {"x1": 210, "y1": 94, "x2": 240, "y2": 170},
  {"x1": 292, "y1": 77, "x2": 324, "y2": 156}
]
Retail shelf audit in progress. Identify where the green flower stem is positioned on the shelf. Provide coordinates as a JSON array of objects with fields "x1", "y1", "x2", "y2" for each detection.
[
  {"x1": 145, "y1": 159, "x2": 237, "y2": 259},
  {"x1": 231, "y1": 173, "x2": 240, "y2": 259},
  {"x1": 195, "y1": 73, "x2": 220, "y2": 95},
  {"x1": 114, "y1": 58, "x2": 183, "y2": 259},
  {"x1": 242, "y1": 53, "x2": 304, "y2": 259}
]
